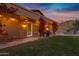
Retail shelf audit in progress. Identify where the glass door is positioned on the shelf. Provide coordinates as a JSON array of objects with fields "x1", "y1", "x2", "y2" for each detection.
[{"x1": 27, "y1": 23, "x2": 33, "y2": 37}]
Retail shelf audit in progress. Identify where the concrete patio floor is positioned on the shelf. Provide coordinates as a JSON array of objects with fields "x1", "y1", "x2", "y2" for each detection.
[{"x1": 0, "y1": 37, "x2": 39, "y2": 49}]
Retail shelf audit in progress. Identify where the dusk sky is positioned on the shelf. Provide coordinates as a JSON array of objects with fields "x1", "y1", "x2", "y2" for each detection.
[{"x1": 17, "y1": 3, "x2": 79, "y2": 23}]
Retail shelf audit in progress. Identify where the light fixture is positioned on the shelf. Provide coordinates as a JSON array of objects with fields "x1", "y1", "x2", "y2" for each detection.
[
  {"x1": 0, "y1": 15, "x2": 3, "y2": 17},
  {"x1": 25, "y1": 20, "x2": 28, "y2": 22},
  {"x1": 21, "y1": 24, "x2": 27, "y2": 28},
  {"x1": 46, "y1": 28, "x2": 49, "y2": 31},
  {"x1": 10, "y1": 17, "x2": 16, "y2": 21}
]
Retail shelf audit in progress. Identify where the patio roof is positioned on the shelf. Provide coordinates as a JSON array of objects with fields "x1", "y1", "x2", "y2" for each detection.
[{"x1": 6, "y1": 3, "x2": 40, "y2": 20}]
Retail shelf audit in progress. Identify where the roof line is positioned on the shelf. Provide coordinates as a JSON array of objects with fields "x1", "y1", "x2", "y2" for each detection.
[
  {"x1": 10, "y1": 3, "x2": 40, "y2": 16},
  {"x1": 9, "y1": 3, "x2": 53, "y2": 23}
]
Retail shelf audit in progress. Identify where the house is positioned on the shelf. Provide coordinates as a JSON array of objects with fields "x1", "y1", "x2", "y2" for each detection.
[
  {"x1": 0, "y1": 3, "x2": 52, "y2": 42},
  {"x1": 31, "y1": 10, "x2": 53, "y2": 33}
]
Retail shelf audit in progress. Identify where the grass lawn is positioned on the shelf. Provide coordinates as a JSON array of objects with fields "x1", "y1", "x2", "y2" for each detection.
[{"x1": 1, "y1": 36, "x2": 79, "y2": 56}]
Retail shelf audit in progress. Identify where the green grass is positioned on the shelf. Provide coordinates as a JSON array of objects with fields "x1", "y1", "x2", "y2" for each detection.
[{"x1": 1, "y1": 36, "x2": 79, "y2": 56}]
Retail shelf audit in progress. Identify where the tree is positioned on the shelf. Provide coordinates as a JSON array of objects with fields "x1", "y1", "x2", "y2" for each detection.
[
  {"x1": 39, "y1": 17, "x2": 46, "y2": 37},
  {"x1": 52, "y1": 21, "x2": 58, "y2": 36},
  {"x1": 73, "y1": 19, "x2": 79, "y2": 34}
]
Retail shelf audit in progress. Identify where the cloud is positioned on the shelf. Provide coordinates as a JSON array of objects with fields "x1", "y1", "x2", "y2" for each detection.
[
  {"x1": 16, "y1": 3, "x2": 79, "y2": 23},
  {"x1": 43, "y1": 10, "x2": 79, "y2": 23}
]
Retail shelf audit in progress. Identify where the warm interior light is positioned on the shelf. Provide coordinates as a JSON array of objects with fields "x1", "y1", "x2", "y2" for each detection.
[
  {"x1": 22, "y1": 24, "x2": 27, "y2": 28},
  {"x1": 46, "y1": 27, "x2": 49, "y2": 31},
  {"x1": 0, "y1": 15, "x2": 3, "y2": 17},
  {"x1": 10, "y1": 17, "x2": 16, "y2": 21},
  {"x1": 25, "y1": 20, "x2": 28, "y2": 22}
]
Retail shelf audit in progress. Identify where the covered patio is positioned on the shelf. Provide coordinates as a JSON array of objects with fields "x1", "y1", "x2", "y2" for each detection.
[{"x1": 0, "y1": 3, "x2": 52, "y2": 43}]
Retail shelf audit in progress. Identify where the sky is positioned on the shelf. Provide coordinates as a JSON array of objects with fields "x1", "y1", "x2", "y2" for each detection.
[{"x1": 17, "y1": 3, "x2": 79, "y2": 23}]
